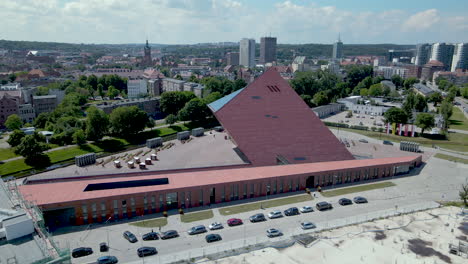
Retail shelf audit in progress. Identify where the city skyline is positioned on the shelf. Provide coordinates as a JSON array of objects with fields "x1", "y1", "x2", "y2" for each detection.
[{"x1": 1, "y1": 0, "x2": 467, "y2": 45}]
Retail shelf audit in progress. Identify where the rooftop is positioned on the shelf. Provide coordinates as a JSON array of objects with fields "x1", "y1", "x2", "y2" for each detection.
[{"x1": 19, "y1": 156, "x2": 420, "y2": 207}]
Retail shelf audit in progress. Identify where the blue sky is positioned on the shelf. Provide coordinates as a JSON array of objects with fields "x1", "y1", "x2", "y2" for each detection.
[{"x1": 1, "y1": 0, "x2": 467, "y2": 44}]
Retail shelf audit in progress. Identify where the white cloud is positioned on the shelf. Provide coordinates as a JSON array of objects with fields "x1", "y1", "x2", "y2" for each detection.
[
  {"x1": 0, "y1": 1, "x2": 466, "y2": 44},
  {"x1": 401, "y1": 9, "x2": 440, "y2": 32}
]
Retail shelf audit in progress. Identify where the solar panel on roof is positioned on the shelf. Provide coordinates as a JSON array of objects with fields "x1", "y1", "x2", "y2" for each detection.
[{"x1": 83, "y1": 178, "x2": 169, "y2": 192}]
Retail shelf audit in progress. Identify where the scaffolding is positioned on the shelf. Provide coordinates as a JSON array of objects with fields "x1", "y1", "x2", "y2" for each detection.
[{"x1": 5, "y1": 180, "x2": 71, "y2": 263}]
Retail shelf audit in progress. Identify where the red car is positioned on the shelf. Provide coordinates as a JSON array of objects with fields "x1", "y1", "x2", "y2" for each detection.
[{"x1": 227, "y1": 218, "x2": 243, "y2": 226}]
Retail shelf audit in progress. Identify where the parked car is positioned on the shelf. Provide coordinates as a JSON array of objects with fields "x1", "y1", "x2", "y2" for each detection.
[
  {"x1": 353, "y1": 196, "x2": 368, "y2": 204},
  {"x1": 268, "y1": 211, "x2": 283, "y2": 219},
  {"x1": 359, "y1": 139, "x2": 368, "y2": 143},
  {"x1": 249, "y1": 213, "x2": 266, "y2": 223},
  {"x1": 383, "y1": 140, "x2": 393, "y2": 145},
  {"x1": 284, "y1": 207, "x2": 300, "y2": 216},
  {"x1": 299, "y1": 206, "x2": 314, "y2": 213},
  {"x1": 227, "y1": 218, "x2": 243, "y2": 226},
  {"x1": 266, "y1": 228, "x2": 282, "y2": 238},
  {"x1": 316, "y1": 201, "x2": 333, "y2": 211},
  {"x1": 97, "y1": 256, "x2": 118, "y2": 264},
  {"x1": 208, "y1": 222, "x2": 224, "y2": 230},
  {"x1": 301, "y1": 222, "x2": 316, "y2": 230},
  {"x1": 72, "y1": 247, "x2": 93, "y2": 258},
  {"x1": 142, "y1": 231, "x2": 159, "y2": 241},
  {"x1": 123, "y1": 231, "x2": 138, "y2": 243},
  {"x1": 205, "y1": 234, "x2": 222, "y2": 243},
  {"x1": 339, "y1": 198, "x2": 353, "y2": 206},
  {"x1": 99, "y1": 243, "x2": 109, "y2": 252},
  {"x1": 188, "y1": 225, "x2": 207, "y2": 235},
  {"x1": 160, "y1": 230, "x2": 179, "y2": 240},
  {"x1": 137, "y1": 247, "x2": 157, "y2": 257}
]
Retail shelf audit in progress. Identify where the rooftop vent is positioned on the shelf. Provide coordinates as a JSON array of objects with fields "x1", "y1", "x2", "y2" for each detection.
[{"x1": 266, "y1": 85, "x2": 281, "y2": 92}]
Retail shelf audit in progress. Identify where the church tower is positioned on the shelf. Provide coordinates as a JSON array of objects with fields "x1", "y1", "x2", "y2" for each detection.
[{"x1": 143, "y1": 39, "x2": 152, "y2": 66}]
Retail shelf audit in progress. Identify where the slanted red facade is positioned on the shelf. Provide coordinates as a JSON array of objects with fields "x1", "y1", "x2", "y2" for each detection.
[{"x1": 210, "y1": 68, "x2": 354, "y2": 166}]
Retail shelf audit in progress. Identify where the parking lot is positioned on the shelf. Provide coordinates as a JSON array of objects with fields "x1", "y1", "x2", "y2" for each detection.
[
  {"x1": 323, "y1": 111, "x2": 387, "y2": 129},
  {"x1": 51, "y1": 153, "x2": 466, "y2": 263}
]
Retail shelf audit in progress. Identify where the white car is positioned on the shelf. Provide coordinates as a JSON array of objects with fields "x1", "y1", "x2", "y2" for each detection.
[
  {"x1": 299, "y1": 206, "x2": 314, "y2": 213},
  {"x1": 301, "y1": 222, "x2": 316, "y2": 230},
  {"x1": 208, "y1": 222, "x2": 223, "y2": 230},
  {"x1": 268, "y1": 211, "x2": 283, "y2": 219}
]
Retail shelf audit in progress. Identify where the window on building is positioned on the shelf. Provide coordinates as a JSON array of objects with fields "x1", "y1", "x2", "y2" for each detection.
[
  {"x1": 82, "y1": 204, "x2": 88, "y2": 220},
  {"x1": 159, "y1": 194, "x2": 164, "y2": 211},
  {"x1": 250, "y1": 184, "x2": 254, "y2": 197},
  {"x1": 221, "y1": 186, "x2": 226, "y2": 202},
  {"x1": 180, "y1": 192, "x2": 185, "y2": 208},
  {"x1": 151, "y1": 195, "x2": 156, "y2": 211},
  {"x1": 243, "y1": 184, "x2": 247, "y2": 199},
  {"x1": 199, "y1": 189, "x2": 203, "y2": 205},
  {"x1": 273, "y1": 180, "x2": 277, "y2": 194},
  {"x1": 101, "y1": 202, "x2": 106, "y2": 218},
  {"x1": 280, "y1": 180, "x2": 284, "y2": 193},
  {"x1": 143, "y1": 196, "x2": 148, "y2": 211}
]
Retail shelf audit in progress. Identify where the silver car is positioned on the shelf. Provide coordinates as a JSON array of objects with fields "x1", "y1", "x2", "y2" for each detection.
[
  {"x1": 268, "y1": 211, "x2": 283, "y2": 219},
  {"x1": 301, "y1": 221, "x2": 316, "y2": 230},
  {"x1": 188, "y1": 225, "x2": 207, "y2": 235},
  {"x1": 208, "y1": 222, "x2": 223, "y2": 230},
  {"x1": 299, "y1": 206, "x2": 314, "y2": 213},
  {"x1": 266, "y1": 228, "x2": 282, "y2": 237}
]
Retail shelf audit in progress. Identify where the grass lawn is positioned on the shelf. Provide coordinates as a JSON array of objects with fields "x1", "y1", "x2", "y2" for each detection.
[
  {"x1": 219, "y1": 194, "x2": 312, "y2": 216},
  {"x1": 433, "y1": 153, "x2": 468, "y2": 164},
  {"x1": 129, "y1": 217, "x2": 168, "y2": 228},
  {"x1": 330, "y1": 127, "x2": 468, "y2": 152},
  {"x1": 321, "y1": 182, "x2": 396, "y2": 197},
  {"x1": 0, "y1": 158, "x2": 32, "y2": 176},
  {"x1": 0, "y1": 148, "x2": 17, "y2": 161},
  {"x1": 449, "y1": 107, "x2": 468, "y2": 131},
  {"x1": 180, "y1": 210, "x2": 214, "y2": 223}
]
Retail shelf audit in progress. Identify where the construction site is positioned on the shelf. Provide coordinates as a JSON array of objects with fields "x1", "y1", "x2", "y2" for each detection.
[{"x1": 205, "y1": 206, "x2": 468, "y2": 264}]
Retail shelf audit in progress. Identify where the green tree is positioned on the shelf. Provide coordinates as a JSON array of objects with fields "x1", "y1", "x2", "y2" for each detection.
[
  {"x1": 8, "y1": 73, "x2": 16, "y2": 82},
  {"x1": 300, "y1": 94, "x2": 315, "y2": 107},
  {"x1": 313, "y1": 91, "x2": 329, "y2": 106},
  {"x1": 14, "y1": 133, "x2": 48, "y2": 159},
  {"x1": 86, "y1": 74, "x2": 98, "y2": 89},
  {"x1": 97, "y1": 83, "x2": 104, "y2": 97},
  {"x1": 204, "y1": 92, "x2": 223, "y2": 104},
  {"x1": 188, "y1": 75, "x2": 198, "y2": 83},
  {"x1": 160, "y1": 91, "x2": 196, "y2": 115},
  {"x1": 33, "y1": 113, "x2": 50, "y2": 129},
  {"x1": 403, "y1": 91, "x2": 416, "y2": 119},
  {"x1": 461, "y1": 86, "x2": 468, "y2": 99},
  {"x1": 107, "y1": 85, "x2": 119, "y2": 99},
  {"x1": 460, "y1": 183, "x2": 468, "y2": 207},
  {"x1": 415, "y1": 113, "x2": 435, "y2": 135},
  {"x1": 5, "y1": 114, "x2": 23, "y2": 130},
  {"x1": 428, "y1": 92, "x2": 443, "y2": 106},
  {"x1": 414, "y1": 94, "x2": 427, "y2": 112},
  {"x1": 110, "y1": 106, "x2": 149, "y2": 138},
  {"x1": 345, "y1": 65, "x2": 373, "y2": 88},
  {"x1": 7, "y1": 129, "x2": 25, "y2": 147},
  {"x1": 391, "y1": 75, "x2": 404, "y2": 88},
  {"x1": 175, "y1": 74, "x2": 183, "y2": 80},
  {"x1": 440, "y1": 99, "x2": 453, "y2": 130},
  {"x1": 403, "y1": 77, "x2": 419, "y2": 89},
  {"x1": 165, "y1": 114, "x2": 178, "y2": 125},
  {"x1": 368, "y1": 83, "x2": 383, "y2": 96},
  {"x1": 233, "y1": 79, "x2": 247, "y2": 91},
  {"x1": 86, "y1": 106, "x2": 109, "y2": 141},
  {"x1": 360, "y1": 88, "x2": 369, "y2": 97},
  {"x1": 384, "y1": 107, "x2": 408, "y2": 124},
  {"x1": 72, "y1": 129, "x2": 86, "y2": 145},
  {"x1": 178, "y1": 98, "x2": 210, "y2": 122}
]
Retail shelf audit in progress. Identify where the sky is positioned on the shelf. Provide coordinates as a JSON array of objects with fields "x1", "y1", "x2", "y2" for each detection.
[{"x1": 1, "y1": 0, "x2": 467, "y2": 45}]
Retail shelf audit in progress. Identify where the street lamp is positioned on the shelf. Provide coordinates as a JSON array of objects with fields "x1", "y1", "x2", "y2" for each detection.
[{"x1": 104, "y1": 216, "x2": 112, "y2": 247}]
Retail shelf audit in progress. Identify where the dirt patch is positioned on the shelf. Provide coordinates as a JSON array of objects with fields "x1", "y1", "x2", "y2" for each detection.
[
  {"x1": 407, "y1": 239, "x2": 452, "y2": 263},
  {"x1": 374, "y1": 231, "x2": 387, "y2": 241},
  {"x1": 401, "y1": 226, "x2": 413, "y2": 232},
  {"x1": 458, "y1": 222, "x2": 468, "y2": 235}
]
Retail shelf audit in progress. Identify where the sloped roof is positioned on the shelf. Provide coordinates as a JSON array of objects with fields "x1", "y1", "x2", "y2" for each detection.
[
  {"x1": 209, "y1": 68, "x2": 354, "y2": 166},
  {"x1": 208, "y1": 88, "x2": 245, "y2": 112}
]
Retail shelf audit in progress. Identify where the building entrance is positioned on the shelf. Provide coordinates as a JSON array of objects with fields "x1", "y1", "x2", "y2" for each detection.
[
  {"x1": 210, "y1": 188, "x2": 216, "y2": 204},
  {"x1": 306, "y1": 176, "x2": 315, "y2": 188}
]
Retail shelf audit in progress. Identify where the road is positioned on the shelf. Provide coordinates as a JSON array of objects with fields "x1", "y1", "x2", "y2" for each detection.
[{"x1": 57, "y1": 154, "x2": 467, "y2": 264}]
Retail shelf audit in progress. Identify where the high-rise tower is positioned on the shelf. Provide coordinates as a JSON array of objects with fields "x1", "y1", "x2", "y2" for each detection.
[
  {"x1": 415, "y1": 43, "x2": 432, "y2": 66},
  {"x1": 332, "y1": 34, "x2": 343, "y2": 60},
  {"x1": 451, "y1": 43, "x2": 468, "y2": 72},
  {"x1": 260, "y1": 37, "x2": 277, "y2": 64},
  {"x1": 430, "y1": 43, "x2": 455, "y2": 71},
  {"x1": 240, "y1": 38, "x2": 256, "y2": 68}
]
